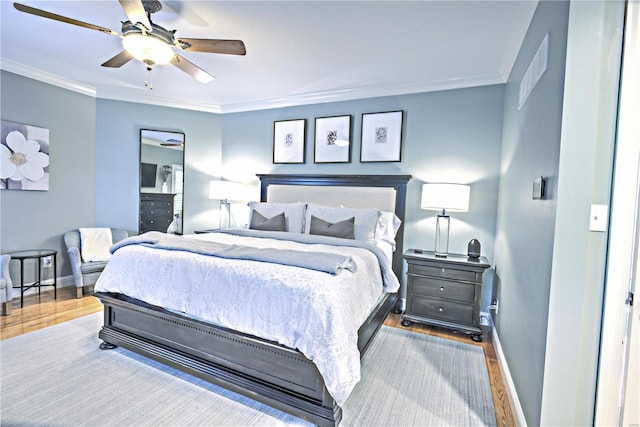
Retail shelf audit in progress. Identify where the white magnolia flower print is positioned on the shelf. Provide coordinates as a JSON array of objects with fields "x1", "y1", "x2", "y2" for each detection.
[{"x1": 1, "y1": 130, "x2": 49, "y2": 182}]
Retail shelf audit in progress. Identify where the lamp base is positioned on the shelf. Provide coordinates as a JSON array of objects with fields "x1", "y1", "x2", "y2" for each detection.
[
  {"x1": 219, "y1": 200, "x2": 231, "y2": 229},
  {"x1": 434, "y1": 213, "x2": 450, "y2": 257}
]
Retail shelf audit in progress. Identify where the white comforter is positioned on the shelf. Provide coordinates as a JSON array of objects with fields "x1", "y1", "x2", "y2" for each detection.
[{"x1": 94, "y1": 231, "x2": 394, "y2": 405}]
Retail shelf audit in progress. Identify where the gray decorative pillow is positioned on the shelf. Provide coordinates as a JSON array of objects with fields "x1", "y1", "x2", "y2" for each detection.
[
  {"x1": 309, "y1": 215, "x2": 355, "y2": 239},
  {"x1": 304, "y1": 203, "x2": 381, "y2": 243},
  {"x1": 249, "y1": 211, "x2": 286, "y2": 231},
  {"x1": 247, "y1": 202, "x2": 306, "y2": 232}
]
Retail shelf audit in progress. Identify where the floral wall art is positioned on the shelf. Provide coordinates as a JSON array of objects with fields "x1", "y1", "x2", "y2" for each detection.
[{"x1": 0, "y1": 120, "x2": 50, "y2": 191}]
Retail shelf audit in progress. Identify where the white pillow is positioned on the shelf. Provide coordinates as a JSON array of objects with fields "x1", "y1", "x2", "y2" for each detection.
[
  {"x1": 376, "y1": 211, "x2": 402, "y2": 250},
  {"x1": 304, "y1": 203, "x2": 381, "y2": 243},
  {"x1": 375, "y1": 239, "x2": 395, "y2": 263},
  {"x1": 79, "y1": 227, "x2": 113, "y2": 262},
  {"x1": 247, "y1": 201, "x2": 306, "y2": 233}
]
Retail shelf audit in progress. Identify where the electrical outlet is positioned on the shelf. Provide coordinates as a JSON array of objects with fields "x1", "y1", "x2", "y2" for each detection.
[
  {"x1": 489, "y1": 299, "x2": 499, "y2": 315},
  {"x1": 42, "y1": 256, "x2": 52, "y2": 268},
  {"x1": 480, "y1": 312, "x2": 490, "y2": 326}
]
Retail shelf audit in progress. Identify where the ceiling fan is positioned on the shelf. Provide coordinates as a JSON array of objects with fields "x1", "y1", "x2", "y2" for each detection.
[{"x1": 13, "y1": 0, "x2": 246, "y2": 83}]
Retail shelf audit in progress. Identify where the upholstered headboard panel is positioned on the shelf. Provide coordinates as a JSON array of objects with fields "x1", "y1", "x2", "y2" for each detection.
[{"x1": 266, "y1": 185, "x2": 396, "y2": 212}]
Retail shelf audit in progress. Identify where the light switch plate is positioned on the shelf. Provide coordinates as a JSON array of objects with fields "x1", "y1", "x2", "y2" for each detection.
[
  {"x1": 533, "y1": 176, "x2": 546, "y2": 199},
  {"x1": 589, "y1": 205, "x2": 608, "y2": 232}
]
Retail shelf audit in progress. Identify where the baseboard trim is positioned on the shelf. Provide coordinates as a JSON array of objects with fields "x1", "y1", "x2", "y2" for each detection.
[{"x1": 490, "y1": 319, "x2": 528, "y2": 427}]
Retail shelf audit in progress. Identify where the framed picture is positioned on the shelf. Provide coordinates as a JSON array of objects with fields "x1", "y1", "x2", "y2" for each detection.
[
  {"x1": 360, "y1": 110, "x2": 404, "y2": 162},
  {"x1": 273, "y1": 119, "x2": 306, "y2": 164},
  {"x1": 314, "y1": 115, "x2": 351, "y2": 163},
  {"x1": 1, "y1": 120, "x2": 50, "y2": 191}
]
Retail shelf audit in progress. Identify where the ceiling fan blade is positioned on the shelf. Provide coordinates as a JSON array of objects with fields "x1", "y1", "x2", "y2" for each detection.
[
  {"x1": 13, "y1": 3, "x2": 119, "y2": 36},
  {"x1": 177, "y1": 38, "x2": 246, "y2": 56},
  {"x1": 118, "y1": 0, "x2": 152, "y2": 32},
  {"x1": 101, "y1": 51, "x2": 135, "y2": 68},
  {"x1": 170, "y1": 55, "x2": 215, "y2": 83}
]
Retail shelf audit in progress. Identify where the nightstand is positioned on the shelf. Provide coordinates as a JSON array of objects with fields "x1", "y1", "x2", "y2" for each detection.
[{"x1": 402, "y1": 249, "x2": 490, "y2": 342}]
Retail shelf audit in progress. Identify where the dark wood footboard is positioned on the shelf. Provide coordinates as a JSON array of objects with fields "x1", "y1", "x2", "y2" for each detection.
[{"x1": 95, "y1": 291, "x2": 396, "y2": 427}]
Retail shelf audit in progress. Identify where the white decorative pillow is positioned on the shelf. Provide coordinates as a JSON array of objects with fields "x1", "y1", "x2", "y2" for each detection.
[
  {"x1": 304, "y1": 203, "x2": 381, "y2": 243},
  {"x1": 79, "y1": 227, "x2": 113, "y2": 262},
  {"x1": 247, "y1": 201, "x2": 306, "y2": 233},
  {"x1": 376, "y1": 211, "x2": 402, "y2": 250}
]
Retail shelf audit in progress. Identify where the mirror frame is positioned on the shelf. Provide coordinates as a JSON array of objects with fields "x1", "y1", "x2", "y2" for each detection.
[{"x1": 139, "y1": 128, "x2": 185, "y2": 235}]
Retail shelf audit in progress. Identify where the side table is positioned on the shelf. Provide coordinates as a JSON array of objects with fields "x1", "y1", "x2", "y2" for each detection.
[
  {"x1": 7, "y1": 249, "x2": 57, "y2": 308},
  {"x1": 402, "y1": 249, "x2": 490, "y2": 342}
]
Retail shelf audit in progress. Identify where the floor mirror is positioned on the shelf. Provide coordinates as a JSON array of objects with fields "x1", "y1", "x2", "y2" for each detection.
[{"x1": 139, "y1": 129, "x2": 185, "y2": 234}]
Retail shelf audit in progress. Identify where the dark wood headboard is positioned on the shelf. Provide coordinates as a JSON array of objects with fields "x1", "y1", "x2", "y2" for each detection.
[{"x1": 256, "y1": 174, "x2": 412, "y2": 279}]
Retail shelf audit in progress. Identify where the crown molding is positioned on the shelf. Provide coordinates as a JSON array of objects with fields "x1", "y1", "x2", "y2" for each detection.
[
  {"x1": 96, "y1": 87, "x2": 223, "y2": 114},
  {"x1": 219, "y1": 73, "x2": 506, "y2": 113},
  {"x1": 0, "y1": 59, "x2": 96, "y2": 97},
  {"x1": 1, "y1": 58, "x2": 505, "y2": 114}
]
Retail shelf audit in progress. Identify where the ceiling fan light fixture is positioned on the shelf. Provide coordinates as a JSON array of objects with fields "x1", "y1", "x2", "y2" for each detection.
[{"x1": 123, "y1": 33, "x2": 174, "y2": 65}]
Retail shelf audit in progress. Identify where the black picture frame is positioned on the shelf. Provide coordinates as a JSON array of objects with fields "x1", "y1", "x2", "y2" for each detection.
[
  {"x1": 273, "y1": 119, "x2": 306, "y2": 164},
  {"x1": 314, "y1": 115, "x2": 352, "y2": 164},
  {"x1": 360, "y1": 110, "x2": 404, "y2": 162}
]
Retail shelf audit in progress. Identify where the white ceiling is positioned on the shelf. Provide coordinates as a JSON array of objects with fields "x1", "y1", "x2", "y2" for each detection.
[{"x1": 0, "y1": 1, "x2": 538, "y2": 113}]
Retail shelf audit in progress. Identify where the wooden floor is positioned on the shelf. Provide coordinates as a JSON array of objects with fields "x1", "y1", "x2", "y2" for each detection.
[{"x1": 1, "y1": 287, "x2": 515, "y2": 426}]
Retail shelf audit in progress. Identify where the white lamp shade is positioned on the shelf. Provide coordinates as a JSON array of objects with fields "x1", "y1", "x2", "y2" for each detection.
[
  {"x1": 421, "y1": 183, "x2": 470, "y2": 212},
  {"x1": 209, "y1": 181, "x2": 255, "y2": 201}
]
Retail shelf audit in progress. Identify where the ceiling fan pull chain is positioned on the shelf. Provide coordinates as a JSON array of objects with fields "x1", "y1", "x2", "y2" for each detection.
[{"x1": 144, "y1": 67, "x2": 153, "y2": 90}]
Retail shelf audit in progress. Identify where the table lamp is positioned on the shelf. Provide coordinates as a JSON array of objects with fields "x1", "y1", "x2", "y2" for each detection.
[
  {"x1": 421, "y1": 183, "x2": 470, "y2": 257},
  {"x1": 209, "y1": 180, "x2": 253, "y2": 229}
]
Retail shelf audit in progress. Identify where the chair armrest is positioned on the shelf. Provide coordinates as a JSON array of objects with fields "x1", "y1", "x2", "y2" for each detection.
[
  {"x1": 67, "y1": 247, "x2": 84, "y2": 287},
  {"x1": 0, "y1": 255, "x2": 11, "y2": 302}
]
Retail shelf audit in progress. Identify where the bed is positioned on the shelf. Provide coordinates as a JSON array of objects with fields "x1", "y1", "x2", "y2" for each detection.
[{"x1": 94, "y1": 174, "x2": 411, "y2": 426}]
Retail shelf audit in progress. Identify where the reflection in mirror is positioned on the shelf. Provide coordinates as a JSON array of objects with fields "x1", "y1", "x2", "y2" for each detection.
[{"x1": 139, "y1": 129, "x2": 185, "y2": 235}]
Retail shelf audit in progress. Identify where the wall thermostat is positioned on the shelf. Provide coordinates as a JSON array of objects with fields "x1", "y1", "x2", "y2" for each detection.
[{"x1": 533, "y1": 176, "x2": 546, "y2": 199}]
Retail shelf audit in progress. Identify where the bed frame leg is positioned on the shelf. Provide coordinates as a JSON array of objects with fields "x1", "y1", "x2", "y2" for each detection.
[{"x1": 99, "y1": 341, "x2": 117, "y2": 350}]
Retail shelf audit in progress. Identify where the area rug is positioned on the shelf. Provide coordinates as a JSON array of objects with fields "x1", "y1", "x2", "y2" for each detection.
[{"x1": 0, "y1": 313, "x2": 495, "y2": 426}]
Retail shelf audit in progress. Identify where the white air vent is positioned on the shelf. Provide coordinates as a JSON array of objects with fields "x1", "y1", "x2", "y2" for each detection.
[{"x1": 519, "y1": 32, "x2": 549, "y2": 109}]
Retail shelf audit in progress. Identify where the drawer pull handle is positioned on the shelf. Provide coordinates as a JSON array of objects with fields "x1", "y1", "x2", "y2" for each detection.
[
  {"x1": 438, "y1": 307, "x2": 444, "y2": 312},
  {"x1": 440, "y1": 287, "x2": 445, "y2": 292}
]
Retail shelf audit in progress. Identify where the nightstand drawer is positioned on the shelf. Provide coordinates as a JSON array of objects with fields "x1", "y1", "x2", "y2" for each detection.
[
  {"x1": 409, "y1": 295, "x2": 474, "y2": 324},
  {"x1": 409, "y1": 276, "x2": 475, "y2": 303},
  {"x1": 410, "y1": 264, "x2": 477, "y2": 282}
]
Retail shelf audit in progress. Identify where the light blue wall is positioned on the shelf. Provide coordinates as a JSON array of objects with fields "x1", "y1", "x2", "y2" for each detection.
[
  {"x1": 0, "y1": 70, "x2": 96, "y2": 280},
  {"x1": 494, "y1": 2, "x2": 570, "y2": 425},
  {"x1": 95, "y1": 99, "x2": 221, "y2": 235},
  {"x1": 2, "y1": 73, "x2": 503, "y2": 287},
  {"x1": 494, "y1": 1, "x2": 624, "y2": 425},
  {"x1": 223, "y1": 87, "x2": 504, "y2": 269}
]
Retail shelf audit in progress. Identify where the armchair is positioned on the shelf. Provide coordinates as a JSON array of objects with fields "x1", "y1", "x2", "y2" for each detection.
[
  {"x1": 64, "y1": 228, "x2": 128, "y2": 298},
  {"x1": 1, "y1": 254, "x2": 12, "y2": 315}
]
